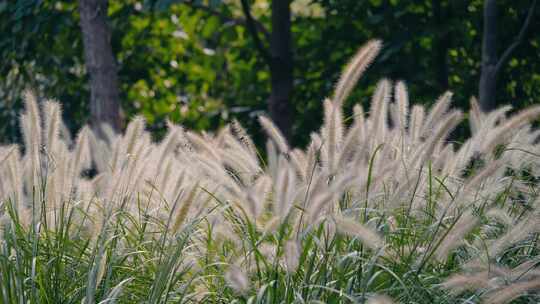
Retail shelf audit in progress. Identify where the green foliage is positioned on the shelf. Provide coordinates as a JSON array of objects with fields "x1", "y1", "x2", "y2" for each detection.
[
  {"x1": 0, "y1": 197, "x2": 196, "y2": 303},
  {"x1": 0, "y1": 0, "x2": 86, "y2": 142},
  {"x1": 113, "y1": 1, "x2": 269, "y2": 138},
  {"x1": 1, "y1": 0, "x2": 539, "y2": 145}
]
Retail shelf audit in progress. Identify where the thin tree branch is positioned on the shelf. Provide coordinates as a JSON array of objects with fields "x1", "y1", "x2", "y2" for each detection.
[
  {"x1": 239, "y1": 0, "x2": 271, "y2": 65},
  {"x1": 183, "y1": 0, "x2": 270, "y2": 41},
  {"x1": 495, "y1": 0, "x2": 537, "y2": 74}
]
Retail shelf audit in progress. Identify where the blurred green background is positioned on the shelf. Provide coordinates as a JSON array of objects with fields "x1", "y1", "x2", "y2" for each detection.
[{"x1": 1, "y1": 0, "x2": 539, "y2": 146}]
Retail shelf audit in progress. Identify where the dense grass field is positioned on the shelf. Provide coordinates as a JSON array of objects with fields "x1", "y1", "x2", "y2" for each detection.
[{"x1": 1, "y1": 41, "x2": 539, "y2": 303}]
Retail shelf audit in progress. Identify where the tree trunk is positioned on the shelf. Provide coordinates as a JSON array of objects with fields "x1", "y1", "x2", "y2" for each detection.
[
  {"x1": 269, "y1": 0, "x2": 293, "y2": 141},
  {"x1": 79, "y1": 0, "x2": 122, "y2": 134},
  {"x1": 434, "y1": 0, "x2": 449, "y2": 91},
  {"x1": 479, "y1": 0, "x2": 498, "y2": 112}
]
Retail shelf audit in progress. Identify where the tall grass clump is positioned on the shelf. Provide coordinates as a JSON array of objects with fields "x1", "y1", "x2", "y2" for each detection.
[{"x1": 1, "y1": 39, "x2": 539, "y2": 303}]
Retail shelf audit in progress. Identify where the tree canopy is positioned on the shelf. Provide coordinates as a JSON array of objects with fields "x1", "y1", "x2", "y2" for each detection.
[{"x1": 1, "y1": 0, "x2": 539, "y2": 145}]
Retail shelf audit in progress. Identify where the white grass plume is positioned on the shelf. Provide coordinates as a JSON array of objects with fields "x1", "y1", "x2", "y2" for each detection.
[
  {"x1": 43, "y1": 100, "x2": 61, "y2": 153},
  {"x1": 369, "y1": 79, "x2": 391, "y2": 144},
  {"x1": 322, "y1": 98, "x2": 344, "y2": 174},
  {"x1": 284, "y1": 240, "x2": 300, "y2": 273},
  {"x1": 225, "y1": 265, "x2": 250, "y2": 294},
  {"x1": 334, "y1": 216, "x2": 384, "y2": 251},
  {"x1": 481, "y1": 106, "x2": 540, "y2": 153},
  {"x1": 231, "y1": 119, "x2": 257, "y2": 159},
  {"x1": 434, "y1": 211, "x2": 479, "y2": 261},
  {"x1": 366, "y1": 295, "x2": 395, "y2": 304},
  {"x1": 394, "y1": 81, "x2": 409, "y2": 132},
  {"x1": 259, "y1": 115, "x2": 289, "y2": 154},
  {"x1": 333, "y1": 39, "x2": 382, "y2": 107},
  {"x1": 482, "y1": 278, "x2": 540, "y2": 304},
  {"x1": 409, "y1": 105, "x2": 425, "y2": 143},
  {"x1": 422, "y1": 91, "x2": 453, "y2": 138}
]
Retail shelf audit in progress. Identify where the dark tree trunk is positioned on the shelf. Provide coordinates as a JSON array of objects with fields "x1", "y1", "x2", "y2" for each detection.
[
  {"x1": 434, "y1": 0, "x2": 449, "y2": 91},
  {"x1": 478, "y1": 0, "x2": 537, "y2": 112},
  {"x1": 269, "y1": 0, "x2": 293, "y2": 141},
  {"x1": 79, "y1": 0, "x2": 122, "y2": 134},
  {"x1": 479, "y1": 0, "x2": 498, "y2": 112}
]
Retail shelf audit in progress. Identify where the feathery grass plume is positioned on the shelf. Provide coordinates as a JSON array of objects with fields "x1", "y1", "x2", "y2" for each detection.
[
  {"x1": 422, "y1": 91, "x2": 453, "y2": 137},
  {"x1": 107, "y1": 136, "x2": 123, "y2": 174},
  {"x1": 394, "y1": 81, "x2": 409, "y2": 132},
  {"x1": 442, "y1": 139, "x2": 469, "y2": 176},
  {"x1": 414, "y1": 110, "x2": 463, "y2": 167},
  {"x1": 70, "y1": 126, "x2": 91, "y2": 179},
  {"x1": 266, "y1": 140, "x2": 279, "y2": 179},
  {"x1": 155, "y1": 124, "x2": 182, "y2": 173},
  {"x1": 231, "y1": 119, "x2": 257, "y2": 159},
  {"x1": 0, "y1": 153, "x2": 8, "y2": 198},
  {"x1": 307, "y1": 191, "x2": 335, "y2": 224},
  {"x1": 23, "y1": 90, "x2": 42, "y2": 150},
  {"x1": 98, "y1": 123, "x2": 116, "y2": 144},
  {"x1": 257, "y1": 242, "x2": 278, "y2": 263},
  {"x1": 0, "y1": 146, "x2": 15, "y2": 166},
  {"x1": 284, "y1": 240, "x2": 300, "y2": 273},
  {"x1": 195, "y1": 153, "x2": 243, "y2": 198},
  {"x1": 484, "y1": 105, "x2": 513, "y2": 128},
  {"x1": 334, "y1": 216, "x2": 384, "y2": 251},
  {"x1": 370, "y1": 79, "x2": 391, "y2": 144},
  {"x1": 366, "y1": 295, "x2": 395, "y2": 304},
  {"x1": 488, "y1": 213, "x2": 540, "y2": 257},
  {"x1": 5, "y1": 147, "x2": 23, "y2": 211},
  {"x1": 122, "y1": 139, "x2": 151, "y2": 195},
  {"x1": 45, "y1": 141, "x2": 67, "y2": 208},
  {"x1": 337, "y1": 124, "x2": 361, "y2": 170},
  {"x1": 225, "y1": 265, "x2": 250, "y2": 295},
  {"x1": 171, "y1": 182, "x2": 200, "y2": 234},
  {"x1": 432, "y1": 143, "x2": 455, "y2": 171},
  {"x1": 434, "y1": 211, "x2": 479, "y2": 261},
  {"x1": 221, "y1": 133, "x2": 261, "y2": 179},
  {"x1": 470, "y1": 106, "x2": 512, "y2": 155},
  {"x1": 58, "y1": 119, "x2": 72, "y2": 144},
  {"x1": 511, "y1": 260, "x2": 540, "y2": 280},
  {"x1": 441, "y1": 272, "x2": 490, "y2": 294},
  {"x1": 469, "y1": 97, "x2": 483, "y2": 135},
  {"x1": 185, "y1": 131, "x2": 221, "y2": 163},
  {"x1": 43, "y1": 100, "x2": 61, "y2": 153},
  {"x1": 409, "y1": 105, "x2": 425, "y2": 143},
  {"x1": 485, "y1": 208, "x2": 514, "y2": 226},
  {"x1": 481, "y1": 106, "x2": 540, "y2": 153},
  {"x1": 21, "y1": 90, "x2": 43, "y2": 193},
  {"x1": 300, "y1": 139, "x2": 319, "y2": 182},
  {"x1": 352, "y1": 104, "x2": 367, "y2": 142},
  {"x1": 482, "y1": 279, "x2": 540, "y2": 304},
  {"x1": 274, "y1": 157, "x2": 297, "y2": 222},
  {"x1": 214, "y1": 127, "x2": 229, "y2": 146},
  {"x1": 95, "y1": 253, "x2": 108, "y2": 290},
  {"x1": 262, "y1": 215, "x2": 283, "y2": 234},
  {"x1": 220, "y1": 146, "x2": 259, "y2": 186},
  {"x1": 462, "y1": 159, "x2": 503, "y2": 194},
  {"x1": 333, "y1": 39, "x2": 382, "y2": 107},
  {"x1": 259, "y1": 115, "x2": 289, "y2": 154},
  {"x1": 289, "y1": 148, "x2": 307, "y2": 180},
  {"x1": 165, "y1": 169, "x2": 186, "y2": 205},
  {"x1": 246, "y1": 174, "x2": 271, "y2": 218},
  {"x1": 123, "y1": 116, "x2": 145, "y2": 155},
  {"x1": 86, "y1": 129, "x2": 110, "y2": 173},
  {"x1": 322, "y1": 98, "x2": 344, "y2": 174}
]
